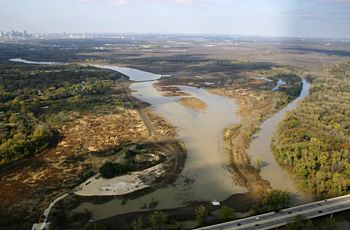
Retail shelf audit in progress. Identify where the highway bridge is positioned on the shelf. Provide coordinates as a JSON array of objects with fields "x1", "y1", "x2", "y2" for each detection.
[{"x1": 196, "y1": 194, "x2": 350, "y2": 230}]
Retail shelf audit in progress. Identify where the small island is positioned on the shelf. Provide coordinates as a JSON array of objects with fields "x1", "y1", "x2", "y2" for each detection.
[{"x1": 178, "y1": 97, "x2": 208, "y2": 111}]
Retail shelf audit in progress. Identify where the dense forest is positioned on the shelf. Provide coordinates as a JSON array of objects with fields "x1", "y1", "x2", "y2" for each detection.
[
  {"x1": 0, "y1": 63, "x2": 130, "y2": 166},
  {"x1": 271, "y1": 73, "x2": 303, "y2": 108},
  {"x1": 273, "y1": 62, "x2": 350, "y2": 197}
]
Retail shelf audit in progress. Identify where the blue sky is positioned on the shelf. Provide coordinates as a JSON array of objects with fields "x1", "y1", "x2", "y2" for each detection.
[{"x1": 1, "y1": 0, "x2": 350, "y2": 38}]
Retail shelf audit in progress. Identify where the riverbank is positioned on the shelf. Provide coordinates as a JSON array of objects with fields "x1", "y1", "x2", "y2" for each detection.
[{"x1": 94, "y1": 192, "x2": 260, "y2": 229}]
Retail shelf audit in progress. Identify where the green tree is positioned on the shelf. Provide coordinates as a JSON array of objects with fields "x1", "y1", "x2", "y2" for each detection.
[
  {"x1": 93, "y1": 223, "x2": 107, "y2": 230},
  {"x1": 149, "y1": 211, "x2": 168, "y2": 230},
  {"x1": 131, "y1": 217, "x2": 143, "y2": 230},
  {"x1": 99, "y1": 162, "x2": 130, "y2": 178},
  {"x1": 195, "y1": 205, "x2": 209, "y2": 225},
  {"x1": 285, "y1": 215, "x2": 313, "y2": 230},
  {"x1": 220, "y1": 206, "x2": 236, "y2": 222},
  {"x1": 255, "y1": 158, "x2": 263, "y2": 172},
  {"x1": 169, "y1": 220, "x2": 181, "y2": 230},
  {"x1": 254, "y1": 190, "x2": 290, "y2": 214}
]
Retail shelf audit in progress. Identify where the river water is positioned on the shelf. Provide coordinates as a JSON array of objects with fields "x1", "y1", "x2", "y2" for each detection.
[
  {"x1": 9, "y1": 58, "x2": 311, "y2": 219},
  {"x1": 248, "y1": 79, "x2": 313, "y2": 203},
  {"x1": 75, "y1": 66, "x2": 247, "y2": 219},
  {"x1": 9, "y1": 58, "x2": 65, "y2": 65}
]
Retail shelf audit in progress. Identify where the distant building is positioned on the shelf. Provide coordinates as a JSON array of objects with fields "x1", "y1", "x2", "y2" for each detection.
[{"x1": 0, "y1": 29, "x2": 34, "y2": 40}]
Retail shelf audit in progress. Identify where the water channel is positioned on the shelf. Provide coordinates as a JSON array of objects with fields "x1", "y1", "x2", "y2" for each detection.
[{"x1": 248, "y1": 79, "x2": 313, "y2": 203}]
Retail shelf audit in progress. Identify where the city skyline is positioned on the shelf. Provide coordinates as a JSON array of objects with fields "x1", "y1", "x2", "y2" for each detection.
[{"x1": 1, "y1": 0, "x2": 350, "y2": 38}]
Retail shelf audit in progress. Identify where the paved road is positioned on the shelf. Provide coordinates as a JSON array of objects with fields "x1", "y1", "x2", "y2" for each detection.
[
  {"x1": 121, "y1": 82, "x2": 157, "y2": 138},
  {"x1": 197, "y1": 194, "x2": 350, "y2": 230},
  {"x1": 32, "y1": 193, "x2": 69, "y2": 230}
]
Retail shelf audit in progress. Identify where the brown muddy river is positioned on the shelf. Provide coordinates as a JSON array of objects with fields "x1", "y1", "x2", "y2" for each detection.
[
  {"x1": 76, "y1": 66, "x2": 247, "y2": 219},
  {"x1": 248, "y1": 79, "x2": 313, "y2": 203}
]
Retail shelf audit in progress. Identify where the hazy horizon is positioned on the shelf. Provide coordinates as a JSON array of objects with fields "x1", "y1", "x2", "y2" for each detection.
[{"x1": 1, "y1": 0, "x2": 350, "y2": 39}]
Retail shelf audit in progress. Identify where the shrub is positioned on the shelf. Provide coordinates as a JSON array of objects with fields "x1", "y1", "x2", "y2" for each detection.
[
  {"x1": 195, "y1": 205, "x2": 209, "y2": 224},
  {"x1": 99, "y1": 162, "x2": 130, "y2": 178},
  {"x1": 285, "y1": 215, "x2": 313, "y2": 230},
  {"x1": 149, "y1": 211, "x2": 168, "y2": 230},
  {"x1": 254, "y1": 190, "x2": 290, "y2": 214},
  {"x1": 220, "y1": 206, "x2": 236, "y2": 221}
]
